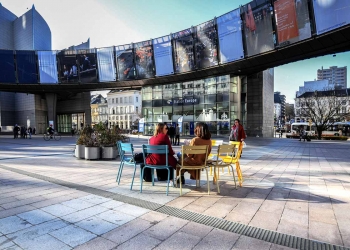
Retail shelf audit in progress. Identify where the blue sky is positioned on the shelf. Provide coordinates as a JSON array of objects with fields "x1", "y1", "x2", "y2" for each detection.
[{"x1": 2, "y1": 0, "x2": 349, "y2": 103}]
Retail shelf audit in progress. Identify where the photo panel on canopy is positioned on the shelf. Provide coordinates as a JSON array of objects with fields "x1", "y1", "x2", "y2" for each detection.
[
  {"x1": 57, "y1": 50, "x2": 79, "y2": 83},
  {"x1": 134, "y1": 40, "x2": 155, "y2": 79},
  {"x1": 77, "y1": 49, "x2": 97, "y2": 83},
  {"x1": 172, "y1": 28, "x2": 195, "y2": 73},
  {"x1": 16, "y1": 50, "x2": 38, "y2": 84},
  {"x1": 153, "y1": 35, "x2": 174, "y2": 76},
  {"x1": 217, "y1": 8, "x2": 245, "y2": 64},
  {"x1": 195, "y1": 19, "x2": 218, "y2": 69},
  {"x1": 115, "y1": 44, "x2": 135, "y2": 81},
  {"x1": 241, "y1": 0, "x2": 276, "y2": 57},
  {"x1": 274, "y1": 0, "x2": 312, "y2": 47}
]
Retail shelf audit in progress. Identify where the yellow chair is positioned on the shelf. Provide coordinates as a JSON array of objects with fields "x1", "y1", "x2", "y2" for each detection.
[
  {"x1": 221, "y1": 141, "x2": 243, "y2": 187},
  {"x1": 208, "y1": 140, "x2": 228, "y2": 175},
  {"x1": 208, "y1": 144, "x2": 238, "y2": 193},
  {"x1": 177, "y1": 145, "x2": 209, "y2": 195}
]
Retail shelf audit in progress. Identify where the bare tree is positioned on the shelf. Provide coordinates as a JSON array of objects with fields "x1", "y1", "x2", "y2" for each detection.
[{"x1": 299, "y1": 90, "x2": 349, "y2": 139}]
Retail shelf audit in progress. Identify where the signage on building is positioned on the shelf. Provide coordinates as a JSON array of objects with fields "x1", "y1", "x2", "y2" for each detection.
[
  {"x1": 138, "y1": 118, "x2": 145, "y2": 132},
  {"x1": 172, "y1": 98, "x2": 199, "y2": 105}
]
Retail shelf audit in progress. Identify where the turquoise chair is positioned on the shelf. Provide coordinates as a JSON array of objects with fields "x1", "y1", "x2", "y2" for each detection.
[
  {"x1": 141, "y1": 144, "x2": 173, "y2": 196},
  {"x1": 116, "y1": 142, "x2": 138, "y2": 190}
]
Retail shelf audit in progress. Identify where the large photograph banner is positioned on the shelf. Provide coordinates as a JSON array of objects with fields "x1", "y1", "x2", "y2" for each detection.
[
  {"x1": 115, "y1": 44, "x2": 135, "y2": 81},
  {"x1": 313, "y1": 0, "x2": 350, "y2": 35},
  {"x1": 242, "y1": 0, "x2": 275, "y2": 57},
  {"x1": 0, "y1": 50, "x2": 15, "y2": 83},
  {"x1": 173, "y1": 28, "x2": 195, "y2": 73},
  {"x1": 274, "y1": 0, "x2": 311, "y2": 46},
  {"x1": 134, "y1": 40, "x2": 155, "y2": 79},
  {"x1": 195, "y1": 19, "x2": 218, "y2": 69},
  {"x1": 153, "y1": 35, "x2": 174, "y2": 76},
  {"x1": 77, "y1": 49, "x2": 97, "y2": 83},
  {"x1": 16, "y1": 50, "x2": 37, "y2": 83},
  {"x1": 38, "y1": 51, "x2": 58, "y2": 84},
  {"x1": 217, "y1": 9, "x2": 244, "y2": 63},
  {"x1": 97, "y1": 47, "x2": 116, "y2": 82},
  {"x1": 57, "y1": 50, "x2": 79, "y2": 83}
]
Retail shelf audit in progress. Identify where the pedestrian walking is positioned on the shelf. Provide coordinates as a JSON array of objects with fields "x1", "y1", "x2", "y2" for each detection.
[
  {"x1": 28, "y1": 127, "x2": 32, "y2": 139},
  {"x1": 169, "y1": 124, "x2": 175, "y2": 145},
  {"x1": 229, "y1": 119, "x2": 246, "y2": 156},
  {"x1": 175, "y1": 123, "x2": 180, "y2": 146}
]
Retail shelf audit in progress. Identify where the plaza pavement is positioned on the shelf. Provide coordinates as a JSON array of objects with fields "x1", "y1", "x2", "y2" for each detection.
[{"x1": 0, "y1": 134, "x2": 350, "y2": 249}]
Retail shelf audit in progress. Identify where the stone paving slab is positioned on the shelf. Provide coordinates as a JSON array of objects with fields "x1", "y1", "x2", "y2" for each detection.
[{"x1": 0, "y1": 135, "x2": 350, "y2": 249}]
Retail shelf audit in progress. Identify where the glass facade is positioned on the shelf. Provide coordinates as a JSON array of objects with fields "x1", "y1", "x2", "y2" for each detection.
[
  {"x1": 141, "y1": 75, "x2": 240, "y2": 135},
  {"x1": 57, "y1": 113, "x2": 85, "y2": 133}
]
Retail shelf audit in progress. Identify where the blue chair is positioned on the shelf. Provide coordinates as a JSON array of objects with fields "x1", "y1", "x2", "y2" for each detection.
[
  {"x1": 141, "y1": 144, "x2": 173, "y2": 196},
  {"x1": 116, "y1": 142, "x2": 138, "y2": 190}
]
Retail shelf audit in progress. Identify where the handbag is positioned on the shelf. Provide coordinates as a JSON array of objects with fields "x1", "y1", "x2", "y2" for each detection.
[
  {"x1": 133, "y1": 153, "x2": 144, "y2": 163},
  {"x1": 242, "y1": 141, "x2": 247, "y2": 148}
]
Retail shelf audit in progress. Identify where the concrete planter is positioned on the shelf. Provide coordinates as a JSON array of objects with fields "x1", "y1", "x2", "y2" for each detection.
[
  {"x1": 75, "y1": 145, "x2": 85, "y2": 159},
  {"x1": 85, "y1": 147, "x2": 100, "y2": 160},
  {"x1": 101, "y1": 146, "x2": 117, "y2": 159}
]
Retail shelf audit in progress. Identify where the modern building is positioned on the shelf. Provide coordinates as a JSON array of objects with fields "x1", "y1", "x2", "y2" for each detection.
[
  {"x1": 317, "y1": 66, "x2": 347, "y2": 89},
  {"x1": 0, "y1": 4, "x2": 51, "y2": 133},
  {"x1": 296, "y1": 79, "x2": 332, "y2": 97},
  {"x1": 140, "y1": 70, "x2": 274, "y2": 137},
  {"x1": 0, "y1": 4, "x2": 91, "y2": 133},
  {"x1": 295, "y1": 89, "x2": 350, "y2": 122},
  {"x1": 107, "y1": 90, "x2": 141, "y2": 130},
  {"x1": 274, "y1": 91, "x2": 286, "y2": 125},
  {"x1": 91, "y1": 94, "x2": 108, "y2": 127}
]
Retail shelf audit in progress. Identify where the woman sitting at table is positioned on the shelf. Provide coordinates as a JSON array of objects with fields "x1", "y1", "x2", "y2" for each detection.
[
  {"x1": 146, "y1": 123, "x2": 177, "y2": 180},
  {"x1": 177, "y1": 122, "x2": 212, "y2": 184}
]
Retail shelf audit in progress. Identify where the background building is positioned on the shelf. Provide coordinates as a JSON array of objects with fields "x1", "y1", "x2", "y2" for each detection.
[
  {"x1": 295, "y1": 89, "x2": 350, "y2": 122},
  {"x1": 107, "y1": 90, "x2": 141, "y2": 131},
  {"x1": 0, "y1": 4, "x2": 51, "y2": 133},
  {"x1": 317, "y1": 66, "x2": 347, "y2": 89},
  {"x1": 91, "y1": 94, "x2": 108, "y2": 126},
  {"x1": 0, "y1": 4, "x2": 91, "y2": 133}
]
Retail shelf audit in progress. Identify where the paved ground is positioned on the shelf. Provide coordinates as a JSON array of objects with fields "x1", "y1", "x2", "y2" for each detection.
[{"x1": 0, "y1": 134, "x2": 350, "y2": 249}]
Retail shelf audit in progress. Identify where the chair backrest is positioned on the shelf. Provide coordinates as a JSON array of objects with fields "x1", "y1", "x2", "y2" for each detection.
[
  {"x1": 119, "y1": 143, "x2": 135, "y2": 160},
  {"x1": 228, "y1": 141, "x2": 243, "y2": 159},
  {"x1": 211, "y1": 140, "x2": 223, "y2": 146},
  {"x1": 142, "y1": 144, "x2": 168, "y2": 166},
  {"x1": 181, "y1": 145, "x2": 209, "y2": 167},
  {"x1": 216, "y1": 144, "x2": 237, "y2": 165}
]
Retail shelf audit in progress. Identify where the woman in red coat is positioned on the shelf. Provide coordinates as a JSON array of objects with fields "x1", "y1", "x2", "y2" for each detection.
[
  {"x1": 229, "y1": 119, "x2": 246, "y2": 156},
  {"x1": 146, "y1": 123, "x2": 178, "y2": 169}
]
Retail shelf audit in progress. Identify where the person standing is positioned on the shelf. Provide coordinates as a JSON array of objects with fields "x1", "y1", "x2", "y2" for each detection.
[
  {"x1": 13, "y1": 124, "x2": 19, "y2": 139},
  {"x1": 33, "y1": 127, "x2": 36, "y2": 135},
  {"x1": 229, "y1": 119, "x2": 246, "y2": 155},
  {"x1": 169, "y1": 124, "x2": 175, "y2": 145},
  {"x1": 175, "y1": 123, "x2": 180, "y2": 146},
  {"x1": 28, "y1": 127, "x2": 32, "y2": 139}
]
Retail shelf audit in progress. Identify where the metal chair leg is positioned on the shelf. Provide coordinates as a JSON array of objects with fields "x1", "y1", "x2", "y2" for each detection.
[
  {"x1": 140, "y1": 167, "x2": 145, "y2": 193},
  {"x1": 180, "y1": 168, "x2": 183, "y2": 195},
  {"x1": 166, "y1": 168, "x2": 170, "y2": 196},
  {"x1": 130, "y1": 163, "x2": 137, "y2": 190},
  {"x1": 231, "y1": 165, "x2": 237, "y2": 189},
  {"x1": 117, "y1": 161, "x2": 124, "y2": 185},
  {"x1": 205, "y1": 168, "x2": 210, "y2": 195}
]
